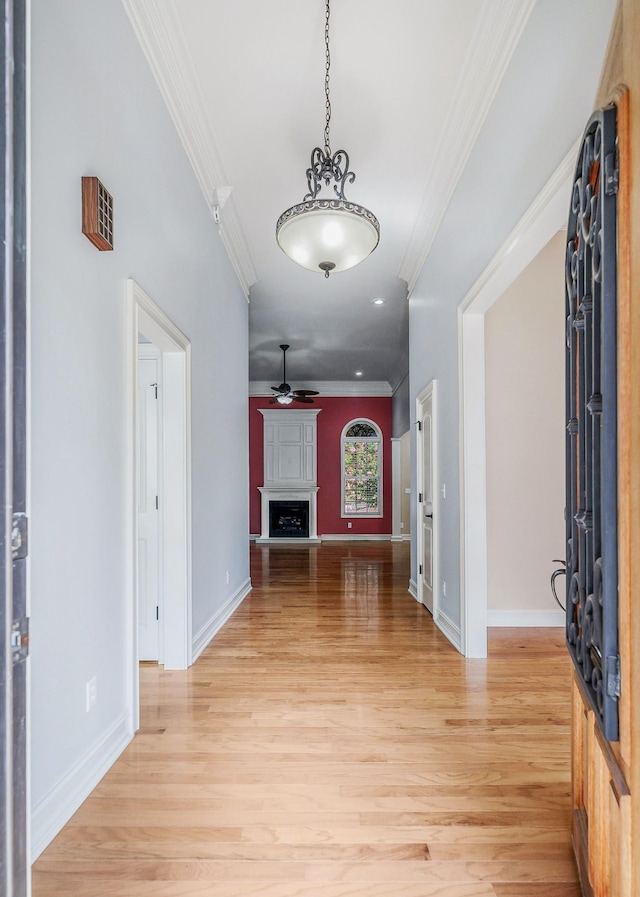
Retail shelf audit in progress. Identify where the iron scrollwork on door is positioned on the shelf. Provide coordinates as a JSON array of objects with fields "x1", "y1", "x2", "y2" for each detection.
[{"x1": 565, "y1": 105, "x2": 619, "y2": 741}]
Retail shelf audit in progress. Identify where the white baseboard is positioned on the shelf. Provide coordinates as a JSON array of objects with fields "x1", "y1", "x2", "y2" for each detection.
[
  {"x1": 408, "y1": 579, "x2": 418, "y2": 600},
  {"x1": 402, "y1": 534, "x2": 411, "y2": 541},
  {"x1": 435, "y1": 607, "x2": 463, "y2": 652},
  {"x1": 391, "y1": 535, "x2": 403, "y2": 542},
  {"x1": 192, "y1": 578, "x2": 252, "y2": 662},
  {"x1": 255, "y1": 537, "x2": 321, "y2": 545},
  {"x1": 321, "y1": 534, "x2": 392, "y2": 541},
  {"x1": 31, "y1": 711, "x2": 132, "y2": 861},
  {"x1": 488, "y1": 609, "x2": 565, "y2": 627}
]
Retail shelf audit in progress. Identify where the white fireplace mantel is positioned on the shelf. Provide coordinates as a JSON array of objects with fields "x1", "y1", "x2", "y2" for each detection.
[
  {"x1": 256, "y1": 486, "x2": 320, "y2": 544},
  {"x1": 257, "y1": 409, "x2": 321, "y2": 543}
]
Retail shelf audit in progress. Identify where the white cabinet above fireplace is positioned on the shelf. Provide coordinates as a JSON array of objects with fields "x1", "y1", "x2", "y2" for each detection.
[{"x1": 258, "y1": 408, "x2": 321, "y2": 488}]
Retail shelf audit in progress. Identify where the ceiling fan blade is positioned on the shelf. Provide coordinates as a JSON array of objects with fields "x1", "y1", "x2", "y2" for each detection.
[
  {"x1": 292, "y1": 389, "x2": 319, "y2": 396},
  {"x1": 270, "y1": 386, "x2": 283, "y2": 392},
  {"x1": 293, "y1": 395, "x2": 314, "y2": 404},
  {"x1": 268, "y1": 397, "x2": 279, "y2": 404}
]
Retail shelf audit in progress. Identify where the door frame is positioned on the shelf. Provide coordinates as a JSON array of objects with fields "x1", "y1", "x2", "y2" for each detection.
[
  {"x1": 415, "y1": 380, "x2": 438, "y2": 618},
  {"x1": 127, "y1": 280, "x2": 192, "y2": 728},
  {"x1": 1, "y1": 0, "x2": 29, "y2": 892},
  {"x1": 391, "y1": 437, "x2": 402, "y2": 541},
  {"x1": 457, "y1": 141, "x2": 578, "y2": 658}
]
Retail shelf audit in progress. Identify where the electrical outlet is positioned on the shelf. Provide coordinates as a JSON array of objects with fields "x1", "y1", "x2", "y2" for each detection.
[
  {"x1": 442, "y1": 581, "x2": 446, "y2": 597},
  {"x1": 86, "y1": 677, "x2": 97, "y2": 712},
  {"x1": 400, "y1": 522, "x2": 404, "y2": 529},
  {"x1": 226, "y1": 570, "x2": 230, "y2": 584},
  {"x1": 347, "y1": 522, "x2": 352, "y2": 529}
]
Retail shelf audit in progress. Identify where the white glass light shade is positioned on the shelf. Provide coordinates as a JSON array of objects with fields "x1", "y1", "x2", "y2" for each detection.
[
  {"x1": 276, "y1": 394, "x2": 293, "y2": 405},
  {"x1": 276, "y1": 199, "x2": 380, "y2": 275}
]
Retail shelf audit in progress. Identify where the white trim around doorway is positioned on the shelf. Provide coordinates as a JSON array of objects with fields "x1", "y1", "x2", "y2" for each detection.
[
  {"x1": 457, "y1": 139, "x2": 578, "y2": 658},
  {"x1": 127, "y1": 279, "x2": 192, "y2": 730}
]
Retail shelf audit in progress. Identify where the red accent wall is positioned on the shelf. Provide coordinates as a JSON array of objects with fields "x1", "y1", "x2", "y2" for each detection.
[{"x1": 249, "y1": 396, "x2": 393, "y2": 536}]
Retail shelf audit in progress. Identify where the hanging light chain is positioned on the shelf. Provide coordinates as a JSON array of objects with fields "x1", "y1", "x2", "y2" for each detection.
[
  {"x1": 323, "y1": 0, "x2": 332, "y2": 156},
  {"x1": 303, "y1": 0, "x2": 357, "y2": 204}
]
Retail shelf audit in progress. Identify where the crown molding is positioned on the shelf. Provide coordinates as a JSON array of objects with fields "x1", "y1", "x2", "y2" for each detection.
[
  {"x1": 122, "y1": 0, "x2": 256, "y2": 296},
  {"x1": 399, "y1": 0, "x2": 537, "y2": 294},
  {"x1": 459, "y1": 137, "x2": 579, "y2": 314},
  {"x1": 250, "y1": 381, "x2": 393, "y2": 398}
]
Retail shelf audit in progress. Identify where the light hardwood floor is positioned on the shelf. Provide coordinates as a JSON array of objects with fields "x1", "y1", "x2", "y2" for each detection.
[{"x1": 32, "y1": 541, "x2": 579, "y2": 897}]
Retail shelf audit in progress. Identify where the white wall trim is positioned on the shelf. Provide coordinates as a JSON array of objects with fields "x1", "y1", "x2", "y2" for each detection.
[
  {"x1": 250, "y1": 380, "x2": 393, "y2": 398},
  {"x1": 31, "y1": 712, "x2": 132, "y2": 861},
  {"x1": 391, "y1": 437, "x2": 402, "y2": 541},
  {"x1": 435, "y1": 608, "x2": 463, "y2": 651},
  {"x1": 408, "y1": 579, "x2": 418, "y2": 601},
  {"x1": 488, "y1": 610, "x2": 565, "y2": 627},
  {"x1": 321, "y1": 534, "x2": 391, "y2": 542},
  {"x1": 192, "y1": 577, "x2": 252, "y2": 662},
  {"x1": 400, "y1": 0, "x2": 537, "y2": 292},
  {"x1": 458, "y1": 311, "x2": 488, "y2": 659},
  {"x1": 121, "y1": 0, "x2": 255, "y2": 296},
  {"x1": 457, "y1": 140, "x2": 579, "y2": 661}
]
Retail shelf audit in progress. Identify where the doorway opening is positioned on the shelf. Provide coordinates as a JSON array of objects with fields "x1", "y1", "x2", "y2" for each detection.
[
  {"x1": 457, "y1": 143, "x2": 577, "y2": 658},
  {"x1": 127, "y1": 280, "x2": 192, "y2": 728}
]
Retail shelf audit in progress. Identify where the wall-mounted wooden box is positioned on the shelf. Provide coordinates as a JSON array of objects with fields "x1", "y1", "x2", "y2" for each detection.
[{"x1": 81, "y1": 176, "x2": 114, "y2": 251}]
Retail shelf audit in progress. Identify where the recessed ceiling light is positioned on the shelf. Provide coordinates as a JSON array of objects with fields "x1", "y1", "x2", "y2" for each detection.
[
  {"x1": 372, "y1": 298, "x2": 385, "y2": 305},
  {"x1": 355, "y1": 371, "x2": 363, "y2": 377}
]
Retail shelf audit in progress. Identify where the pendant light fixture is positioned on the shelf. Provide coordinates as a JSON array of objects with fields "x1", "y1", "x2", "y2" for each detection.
[{"x1": 276, "y1": 0, "x2": 379, "y2": 277}]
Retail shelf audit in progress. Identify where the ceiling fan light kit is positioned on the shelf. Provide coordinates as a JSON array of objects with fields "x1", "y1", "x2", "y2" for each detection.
[
  {"x1": 269, "y1": 345, "x2": 320, "y2": 405},
  {"x1": 275, "y1": 0, "x2": 379, "y2": 278}
]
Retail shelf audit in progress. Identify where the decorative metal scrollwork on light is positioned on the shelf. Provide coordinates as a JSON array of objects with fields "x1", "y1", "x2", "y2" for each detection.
[
  {"x1": 305, "y1": 148, "x2": 356, "y2": 202},
  {"x1": 565, "y1": 104, "x2": 619, "y2": 741}
]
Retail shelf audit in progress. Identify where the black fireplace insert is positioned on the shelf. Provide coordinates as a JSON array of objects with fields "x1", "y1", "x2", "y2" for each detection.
[{"x1": 269, "y1": 500, "x2": 310, "y2": 538}]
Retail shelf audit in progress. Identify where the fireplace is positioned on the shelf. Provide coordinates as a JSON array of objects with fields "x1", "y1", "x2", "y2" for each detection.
[
  {"x1": 269, "y1": 500, "x2": 309, "y2": 538},
  {"x1": 257, "y1": 486, "x2": 319, "y2": 543},
  {"x1": 256, "y1": 409, "x2": 321, "y2": 543}
]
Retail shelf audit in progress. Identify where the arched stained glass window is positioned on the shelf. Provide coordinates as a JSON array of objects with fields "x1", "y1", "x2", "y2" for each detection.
[
  {"x1": 345, "y1": 422, "x2": 376, "y2": 438},
  {"x1": 341, "y1": 418, "x2": 382, "y2": 517}
]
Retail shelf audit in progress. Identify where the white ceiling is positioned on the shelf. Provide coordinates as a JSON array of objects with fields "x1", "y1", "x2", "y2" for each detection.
[{"x1": 123, "y1": 0, "x2": 596, "y2": 391}]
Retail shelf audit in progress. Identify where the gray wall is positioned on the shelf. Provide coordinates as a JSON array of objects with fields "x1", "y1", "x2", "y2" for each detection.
[
  {"x1": 409, "y1": 0, "x2": 616, "y2": 632},
  {"x1": 392, "y1": 372, "x2": 410, "y2": 437},
  {"x1": 30, "y1": 0, "x2": 249, "y2": 855}
]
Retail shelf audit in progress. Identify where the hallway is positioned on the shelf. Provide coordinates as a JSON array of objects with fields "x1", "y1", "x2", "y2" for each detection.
[{"x1": 32, "y1": 541, "x2": 578, "y2": 896}]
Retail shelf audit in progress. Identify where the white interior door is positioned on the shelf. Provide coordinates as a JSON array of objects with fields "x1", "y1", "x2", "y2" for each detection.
[
  {"x1": 416, "y1": 382, "x2": 437, "y2": 617},
  {"x1": 137, "y1": 354, "x2": 160, "y2": 661},
  {"x1": 421, "y1": 395, "x2": 434, "y2": 614}
]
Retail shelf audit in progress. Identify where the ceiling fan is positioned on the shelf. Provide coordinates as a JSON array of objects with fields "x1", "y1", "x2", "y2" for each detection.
[{"x1": 269, "y1": 344, "x2": 319, "y2": 405}]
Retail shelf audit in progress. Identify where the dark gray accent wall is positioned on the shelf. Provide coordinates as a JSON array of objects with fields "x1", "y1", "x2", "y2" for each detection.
[{"x1": 392, "y1": 373, "x2": 410, "y2": 437}]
